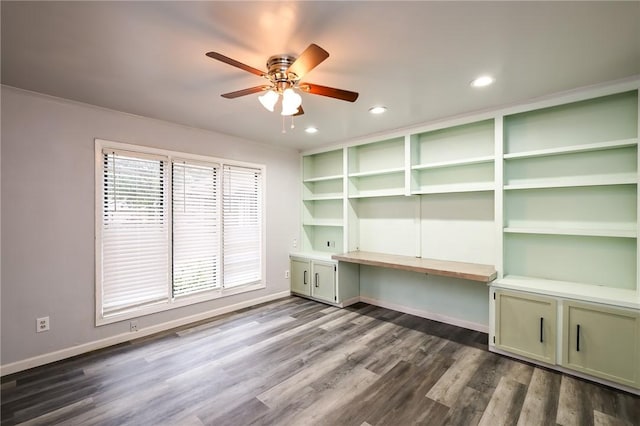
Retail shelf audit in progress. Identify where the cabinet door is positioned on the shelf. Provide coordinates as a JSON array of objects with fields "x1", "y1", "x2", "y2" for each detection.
[
  {"x1": 311, "y1": 261, "x2": 336, "y2": 303},
  {"x1": 495, "y1": 290, "x2": 557, "y2": 364},
  {"x1": 563, "y1": 302, "x2": 639, "y2": 388},
  {"x1": 291, "y1": 258, "x2": 311, "y2": 296}
]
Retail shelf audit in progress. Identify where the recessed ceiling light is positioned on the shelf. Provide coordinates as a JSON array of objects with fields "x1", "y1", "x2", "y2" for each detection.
[
  {"x1": 368, "y1": 106, "x2": 387, "y2": 114},
  {"x1": 470, "y1": 75, "x2": 495, "y2": 88},
  {"x1": 305, "y1": 126, "x2": 319, "y2": 134}
]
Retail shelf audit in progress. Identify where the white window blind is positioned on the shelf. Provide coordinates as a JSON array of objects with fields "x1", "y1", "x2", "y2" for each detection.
[
  {"x1": 172, "y1": 161, "x2": 220, "y2": 297},
  {"x1": 101, "y1": 150, "x2": 169, "y2": 316},
  {"x1": 223, "y1": 165, "x2": 262, "y2": 288}
]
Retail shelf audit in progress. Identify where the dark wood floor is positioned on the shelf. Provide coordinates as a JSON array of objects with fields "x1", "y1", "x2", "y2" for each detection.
[{"x1": 2, "y1": 297, "x2": 639, "y2": 426}]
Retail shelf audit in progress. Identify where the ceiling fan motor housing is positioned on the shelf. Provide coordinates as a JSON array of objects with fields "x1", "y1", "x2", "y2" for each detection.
[{"x1": 266, "y1": 55, "x2": 298, "y2": 89}]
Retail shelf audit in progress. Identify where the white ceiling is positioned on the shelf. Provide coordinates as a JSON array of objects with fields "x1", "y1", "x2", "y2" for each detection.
[{"x1": 2, "y1": 1, "x2": 639, "y2": 151}]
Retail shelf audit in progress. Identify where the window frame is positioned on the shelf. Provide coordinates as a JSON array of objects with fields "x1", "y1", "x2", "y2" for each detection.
[{"x1": 95, "y1": 139, "x2": 267, "y2": 326}]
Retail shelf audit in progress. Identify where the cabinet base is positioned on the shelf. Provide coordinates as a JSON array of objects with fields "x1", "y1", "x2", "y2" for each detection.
[{"x1": 290, "y1": 292, "x2": 359, "y2": 308}]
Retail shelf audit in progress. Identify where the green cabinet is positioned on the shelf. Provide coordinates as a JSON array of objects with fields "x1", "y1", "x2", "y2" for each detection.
[
  {"x1": 311, "y1": 261, "x2": 336, "y2": 303},
  {"x1": 291, "y1": 258, "x2": 311, "y2": 296},
  {"x1": 495, "y1": 290, "x2": 557, "y2": 364},
  {"x1": 290, "y1": 257, "x2": 338, "y2": 304},
  {"x1": 563, "y1": 301, "x2": 640, "y2": 388}
]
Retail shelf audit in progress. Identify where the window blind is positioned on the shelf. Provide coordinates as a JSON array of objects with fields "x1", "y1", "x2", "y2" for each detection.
[
  {"x1": 223, "y1": 165, "x2": 262, "y2": 288},
  {"x1": 101, "y1": 150, "x2": 169, "y2": 316},
  {"x1": 172, "y1": 161, "x2": 220, "y2": 297}
]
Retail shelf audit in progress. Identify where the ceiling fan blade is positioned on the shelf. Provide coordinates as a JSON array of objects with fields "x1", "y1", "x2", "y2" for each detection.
[
  {"x1": 287, "y1": 44, "x2": 329, "y2": 80},
  {"x1": 221, "y1": 85, "x2": 271, "y2": 99},
  {"x1": 294, "y1": 105, "x2": 304, "y2": 116},
  {"x1": 206, "y1": 51, "x2": 266, "y2": 77},
  {"x1": 299, "y1": 83, "x2": 359, "y2": 102}
]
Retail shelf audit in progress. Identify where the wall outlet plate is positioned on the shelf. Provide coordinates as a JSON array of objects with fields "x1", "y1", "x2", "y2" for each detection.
[
  {"x1": 130, "y1": 320, "x2": 138, "y2": 332},
  {"x1": 36, "y1": 317, "x2": 50, "y2": 333},
  {"x1": 285, "y1": 270, "x2": 290, "y2": 279}
]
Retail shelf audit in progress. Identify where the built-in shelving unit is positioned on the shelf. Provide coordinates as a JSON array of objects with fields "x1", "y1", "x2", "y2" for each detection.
[
  {"x1": 499, "y1": 90, "x2": 639, "y2": 303},
  {"x1": 301, "y1": 149, "x2": 345, "y2": 255},
  {"x1": 348, "y1": 137, "x2": 405, "y2": 198},
  {"x1": 294, "y1": 81, "x2": 640, "y2": 394},
  {"x1": 410, "y1": 120, "x2": 495, "y2": 195}
]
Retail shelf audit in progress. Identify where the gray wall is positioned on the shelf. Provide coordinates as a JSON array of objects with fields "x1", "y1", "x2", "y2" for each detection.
[{"x1": 1, "y1": 86, "x2": 300, "y2": 366}]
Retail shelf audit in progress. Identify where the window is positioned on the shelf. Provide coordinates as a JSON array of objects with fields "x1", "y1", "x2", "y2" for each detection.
[{"x1": 96, "y1": 140, "x2": 265, "y2": 325}]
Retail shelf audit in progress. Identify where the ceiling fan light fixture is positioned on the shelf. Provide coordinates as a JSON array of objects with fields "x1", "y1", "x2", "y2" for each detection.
[
  {"x1": 258, "y1": 90, "x2": 279, "y2": 112},
  {"x1": 281, "y1": 88, "x2": 302, "y2": 116}
]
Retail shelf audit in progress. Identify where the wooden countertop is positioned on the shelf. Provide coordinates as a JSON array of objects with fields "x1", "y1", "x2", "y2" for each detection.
[{"x1": 331, "y1": 251, "x2": 497, "y2": 283}]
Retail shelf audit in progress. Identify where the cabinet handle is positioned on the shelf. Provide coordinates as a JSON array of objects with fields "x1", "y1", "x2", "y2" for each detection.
[
  {"x1": 303, "y1": 270, "x2": 308, "y2": 285},
  {"x1": 539, "y1": 317, "x2": 543, "y2": 343},
  {"x1": 576, "y1": 324, "x2": 581, "y2": 352},
  {"x1": 315, "y1": 273, "x2": 319, "y2": 288}
]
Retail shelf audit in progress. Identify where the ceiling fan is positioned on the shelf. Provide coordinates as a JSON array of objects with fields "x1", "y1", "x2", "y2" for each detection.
[{"x1": 205, "y1": 44, "x2": 359, "y2": 117}]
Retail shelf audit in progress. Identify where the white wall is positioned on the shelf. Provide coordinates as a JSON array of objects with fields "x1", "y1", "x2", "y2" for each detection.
[{"x1": 1, "y1": 86, "x2": 300, "y2": 368}]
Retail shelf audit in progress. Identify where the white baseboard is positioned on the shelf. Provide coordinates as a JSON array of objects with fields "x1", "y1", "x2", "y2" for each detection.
[
  {"x1": 1, "y1": 291, "x2": 290, "y2": 377},
  {"x1": 359, "y1": 296, "x2": 489, "y2": 333}
]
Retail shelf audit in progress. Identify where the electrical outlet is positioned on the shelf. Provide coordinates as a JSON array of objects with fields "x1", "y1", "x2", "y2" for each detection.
[
  {"x1": 130, "y1": 320, "x2": 138, "y2": 332},
  {"x1": 329, "y1": 240, "x2": 336, "y2": 248},
  {"x1": 36, "y1": 317, "x2": 50, "y2": 333},
  {"x1": 285, "y1": 270, "x2": 290, "y2": 279},
  {"x1": 292, "y1": 238, "x2": 297, "y2": 248}
]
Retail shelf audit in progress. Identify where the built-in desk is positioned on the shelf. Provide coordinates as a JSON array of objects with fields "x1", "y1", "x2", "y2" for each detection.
[{"x1": 331, "y1": 251, "x2": 497, "y2": 283}]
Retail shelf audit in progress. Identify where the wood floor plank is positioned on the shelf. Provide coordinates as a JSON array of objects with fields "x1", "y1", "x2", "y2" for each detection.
[
  {"x1": 556, "y1": 375, "x2": 595, "y2": 426},
  {"x1": 477, "y1": 376, "x2": 527, "y2": 426},
  {"x1": 426, "y1": 345, "x2": 487, "y2": 407},
  {"x1": 517, "y1": 367, "x2": 562, "y2": 426},
  {"x1": 2, "y1": 297, "x2": 638, "y2": 426},
  {"x1": 442, "y1": 386, "x2": 491, "y2": 426},
  {"x1": 593, "y1": 410, "x2": 634, "y2": 426}
]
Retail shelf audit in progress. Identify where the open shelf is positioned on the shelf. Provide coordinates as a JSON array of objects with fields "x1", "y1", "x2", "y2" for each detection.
[
  {"x1": 504, "y1": 174, "x2": 637, "y2": 190},
  {"x1": 504, "y1": 91, "x2": 638, "y2": 154},
  {"x1": 348, "y1": 137, "x2": 404, "y2": 175},
  {"x1": 303, "y1": 174, "x2": 343, "y2": 183},
  {"x1": 348, "y1": 190, "x2": 406, "y2": 199},
  {"x1": 348, "y1": 167, "x2": 405, "y2": 178},
  {"x1": 349, "y1": 170, "x2": 405, "y2": 198},
  {"x1": 303, "y1": 149, "x2": 344, "y2": 181},
  {"x1": 412, "y1": 182, "x2": 494, "y2": 195},
  {"x1": 504, "y1": 138, "x2": 637, "y2": 160},
  {"x1": 504, "y1": 233, "x2": 637, "y2": 290},
  {"x1": 302, "y1": 220, "x2": 344, "y2": 227},
  {"x1": 504, "y1": 227, "x2": 636, "y2": 238},
  {"x1": 303, "y1": 195, "x2": 344, "y2": 201},
  {"x1": 412, "y1": 155, "x2": 494, "y2": 171},
  {"x1": 302, "y1": 224, "x2": 344, "y2": 254},
  {"x1": 494, "y1": 275, "x2": 640, "y2": 309}
]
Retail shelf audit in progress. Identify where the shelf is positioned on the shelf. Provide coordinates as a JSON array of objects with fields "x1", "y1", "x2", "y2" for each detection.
[
  {"x1": 412, "y1": 155, "x2": 494, "y2": 171},
  {"x1": 303, "y1": 195, "x2": 344, "y2": 201},
  {"x1": 303, "y1": 174, "x2": 343, "y2": 183},
  {"x1": 494, "y1": 275, "x2": 640, "y2": 310},
  {"x1": 290, "y1": 251, "x2": 337, "y2": 262},
  {"x1": 504, "y1": 227, "x2": 636, "y2": 239},
  {"x1": 412, "y1": 182, "x2": 494, "y2": 195},
  {"x1": 348, "y1": 167, "x2": 405, "y2": 178},
  {"x1": 349, "y1": 189, "x2": 406, "y2": 199},
  {"x1": 504, "y1": 174, "x2": 637, "y2": 190},
  {"x1": 303, "y1": 220, "x2": 343, "y2": 227},
  {"x1": 504, "y1": 138, "x2": 638, "y2": 160},
  {"x1": 332, "y1": 251, "x2": 497, "y2": 283}
]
